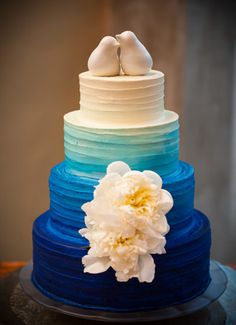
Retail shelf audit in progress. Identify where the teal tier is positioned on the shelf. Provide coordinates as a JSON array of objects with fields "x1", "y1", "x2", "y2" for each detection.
[
  {"x1": 64, "y1": 118, "x2": 179, "y2": 177},
  {"x1": 49, "y1": 161, "x2": 194, "y2": 240}
]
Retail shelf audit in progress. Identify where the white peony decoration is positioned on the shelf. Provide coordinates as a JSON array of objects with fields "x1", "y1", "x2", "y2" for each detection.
[{"x1": 79, "y1": 161, "x2": 173, "y2": 283}]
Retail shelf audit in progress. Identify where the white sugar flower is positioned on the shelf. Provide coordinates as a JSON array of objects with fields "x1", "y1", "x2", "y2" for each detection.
[
  {"x1": 81, "y1": 231, "x2": 161, "y2": 282},
  {"x1": 79, "y1": 161, "x2": 173, "y2": 283}
]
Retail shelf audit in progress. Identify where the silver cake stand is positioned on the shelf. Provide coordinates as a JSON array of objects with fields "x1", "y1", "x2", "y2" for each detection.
[{"x1": 19, "y1": 260, "x2": 227, "y2": 322}]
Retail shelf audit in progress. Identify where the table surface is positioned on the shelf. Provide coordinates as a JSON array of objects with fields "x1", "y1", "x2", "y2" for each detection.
[{"x1": 0, "y1": 262, "x2": 236, "y2": 325}]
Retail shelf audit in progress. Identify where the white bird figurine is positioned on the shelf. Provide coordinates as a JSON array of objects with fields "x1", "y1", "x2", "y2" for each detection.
[
  {"x1": 116, "y1": 31, "x2": 153, "y2": 76},
  {"x1": 88, "y1": 36, "x2": 120, "y2": 77}
]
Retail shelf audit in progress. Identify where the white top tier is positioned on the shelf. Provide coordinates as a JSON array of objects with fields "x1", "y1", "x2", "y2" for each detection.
[{"x1": 78, "y1": 70, "x2": 165, "y2": 127}]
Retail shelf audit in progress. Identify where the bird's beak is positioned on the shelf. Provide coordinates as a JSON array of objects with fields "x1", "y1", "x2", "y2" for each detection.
[{"x1": 115, "y1": 34, "x2": 121, "y2": 42}]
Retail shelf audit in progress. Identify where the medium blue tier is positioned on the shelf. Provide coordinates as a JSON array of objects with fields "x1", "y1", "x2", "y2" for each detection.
[
  {"x1": 48, "y1": 160, "x2": 195, "y2": 239},
  {"x1": 32, "y1": 209, "x2": 211, "y2": 312},
  {"x1": 64, "y1": 118, "x2": 179, "y2": 178}
]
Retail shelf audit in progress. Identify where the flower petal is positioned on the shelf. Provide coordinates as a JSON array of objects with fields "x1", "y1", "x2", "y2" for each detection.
[
  {"x1": 78, "y1": 228, "x2": 87, "y2": 236},
  {"x1": 106, "y1": 161, "x2": 130, "y2": 176},
  {"x1": 82, "y1": 255, "x2": 110, "y2": 274},
  {"x1": 138, "y1": 254, "x2": 155, "y2": 283},
  {"x1": 143, "y1": 170, "x2": 162, "y2": 188},
  {"x1": 150, "y1": 236, "x2": 167, "y2": 254},
  {"x1": 116, "y1": 271, "x2": 131, "y2": 282},
  {"x1": 123, "y1": 170, "x2": 143, "y2": 179},
  {"x1": 160, "y1": 189, "x2": 174, "y2": 214},
  {"x1": 154, "y1": 215, "x2": 170, "y2": 234}
]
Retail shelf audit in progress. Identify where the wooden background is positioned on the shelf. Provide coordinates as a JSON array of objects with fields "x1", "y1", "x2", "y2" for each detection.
[{"x1": 0, "y1": 0, "x2": 235, "y2": 263}]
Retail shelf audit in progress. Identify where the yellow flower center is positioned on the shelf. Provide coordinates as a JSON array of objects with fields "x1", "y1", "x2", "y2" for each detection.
[
  {"x1": 117, "y1": 237, "x2": 129, "y2": 245},
  {"x1": 113, "y1": 236, "x2": 131, "y2": 248},
  {"x1": 124, "y1": 187, "x2": 158, "y2": 215}
]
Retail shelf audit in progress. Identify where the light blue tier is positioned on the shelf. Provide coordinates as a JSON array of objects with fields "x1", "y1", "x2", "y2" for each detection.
[
  {"x1": 48, "y1": 161, "x2": 195, "y2": 240},
  {"x1": 32, "y1": 210, "x2": 211, "y2": 312},
  {"x1": 64, "y1": 118, "x2": 179, "y2": 178}
]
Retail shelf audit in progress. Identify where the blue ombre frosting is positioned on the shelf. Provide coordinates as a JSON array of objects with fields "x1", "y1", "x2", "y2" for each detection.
[
  {"x1": 31, "y1": 150, "x2": 212, "y2": 311},
  {"x1": 64, "y1": 118, "x2": 179, "y2": 177},
  {"x1": 32, "y1": 86, "x2": 211, "y2": 311}
]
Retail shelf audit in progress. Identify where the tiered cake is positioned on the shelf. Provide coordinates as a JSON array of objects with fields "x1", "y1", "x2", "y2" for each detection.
[{"x1": 32, "y1": 32, "x2": 211, "y2": 312}]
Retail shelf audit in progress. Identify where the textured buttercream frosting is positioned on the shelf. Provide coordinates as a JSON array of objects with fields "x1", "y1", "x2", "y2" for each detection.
[
  {"x1": 67, "y1": 70, "x2": 178, "y2": 128},
  {"x1": 32, "y1": 42, "x2": 211, "y2": 310},
  {"x1": 64, "y1": 118, "x2": 179, "y2": 177},
  {"x1": 48, "y1": 161, "x2": 194, "y2": 239},
  {"x1": 32, "y1": 209, "x2": 211, "y2": 311}
]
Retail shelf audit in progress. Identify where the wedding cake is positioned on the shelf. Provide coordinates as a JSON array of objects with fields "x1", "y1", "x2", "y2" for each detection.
[{"x1": 32, "y1": 31, "x2": 211, "y2": 312}]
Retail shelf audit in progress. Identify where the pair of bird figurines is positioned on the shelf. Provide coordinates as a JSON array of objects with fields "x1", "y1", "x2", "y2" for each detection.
[{"x1": 88, "y1": 31, "x2": 153, "y2": 77}]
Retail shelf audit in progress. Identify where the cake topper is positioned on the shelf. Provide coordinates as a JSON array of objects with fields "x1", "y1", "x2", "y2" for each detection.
[
  {"x1": 88, "y1": 31, "x2": 153, "y2": 77},
  {"x1": 87, "y1": 36, "x2": 120, "y2": 77},
  {"x1": 116, "y1": 31, "x2": 153, "y2": 76}
]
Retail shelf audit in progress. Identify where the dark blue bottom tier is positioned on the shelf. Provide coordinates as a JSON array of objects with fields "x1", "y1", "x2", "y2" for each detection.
[{"x1": 32, "y1": 210, "x2": 211, "y2": 312}]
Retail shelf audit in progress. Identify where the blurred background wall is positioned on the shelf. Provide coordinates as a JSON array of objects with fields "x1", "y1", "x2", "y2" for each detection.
[
  {"x1": 0, "y1": 0, "x2": 235, "y2": 263},
  {"x1": 184, "y1": 1, "x2": 236, "y2": 264}
]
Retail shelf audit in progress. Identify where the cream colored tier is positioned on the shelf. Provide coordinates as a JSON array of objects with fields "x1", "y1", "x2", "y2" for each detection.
[
  {"x1": 64, "y1": 110, "x2": 178, "y2": 129},
  {"x1": 78, "y1": 70, "x2": 165, "y2": 127}
]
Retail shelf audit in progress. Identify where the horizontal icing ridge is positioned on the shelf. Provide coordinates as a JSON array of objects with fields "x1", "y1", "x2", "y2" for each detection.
[
  {"x1": 65, "y1": 141, "x2": 179, "y2": 158},
  {"x1": 78, "y1": 109, "x2": 164, "y2": 126},
  {"x1": 80, "y1": 80, "x2": 164, "y2": 90},
  {"x1": 64, "y1": 109, "x2": 178, "y2": 128},
  {"x1": 80, "y1": 84, "x2": 164, "y2": 97},
  {"x1": 80, "y1": 100, "x2": 163, "y2": 112},
  {"x1": 64, "y1": 120, "x2": 179, "y2": 139},
  {"x1": 65, "y1": 151, "x2": 179, "y2": 169}
]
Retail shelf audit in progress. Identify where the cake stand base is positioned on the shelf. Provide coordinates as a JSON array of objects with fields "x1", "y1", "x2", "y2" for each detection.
[{"x1": 19, "y1": 260, "x2": 227, "y2": 322}]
